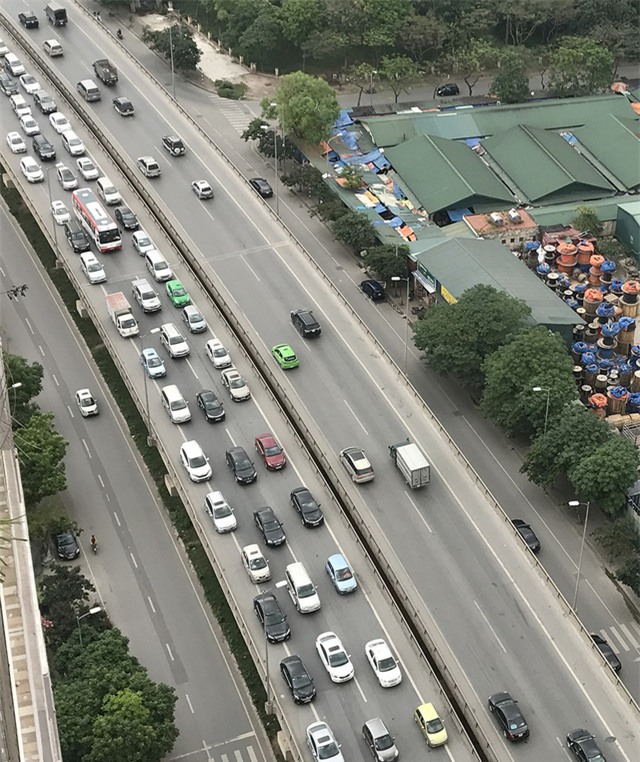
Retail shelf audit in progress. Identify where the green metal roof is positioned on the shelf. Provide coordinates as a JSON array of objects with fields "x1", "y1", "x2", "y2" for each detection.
[
  {"x1": 530, "y1": 196, "x2": 621, "y2": 227},
  {"x1": 573, "y1": 115, "x2": 640, "y2": 191}
]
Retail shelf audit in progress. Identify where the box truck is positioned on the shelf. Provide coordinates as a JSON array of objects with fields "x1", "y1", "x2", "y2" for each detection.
[
  {"x1": 388, "y1": 439, "x2": 430, "y2": 488},
  {"x1": 106, "y1": 292, "x2": 138, "y2": 338}
]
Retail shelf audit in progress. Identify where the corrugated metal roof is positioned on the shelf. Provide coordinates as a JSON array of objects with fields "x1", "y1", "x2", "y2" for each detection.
[
  {"x1": 530, "y1": 197, "x2": 621, "y2": 226},
  {"x1": 573, "y1": 115, "x2": 640, "y2": 190}
]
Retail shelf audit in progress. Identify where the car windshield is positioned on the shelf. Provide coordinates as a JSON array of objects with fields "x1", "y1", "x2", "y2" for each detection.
[
  {"x1": 189, "y1": 312, "x2": 202, "y2": 322},
  {"x1": 263, "y1": 519, "x2": 279, "y2": 531},
  {"x1": 80, "y1": 397, "x2": 94, "y2": 406},
  {"x1": 427, "y1": 718, "x2": 444, "y2": 733},
  {"x1": 298, "y1": 584, "x2": 315, "y2": 598},
  {"x1": 169, "y1": 336, "x2": 184, "y2": 345},
  {"x1": 509, "y1": 719, "x2": 525, "y2": 730},
  {"x1": 137, "y1": 236, "x2": 151, "y2": 247},
  {"x1": 171, "y1": 286, "x2": 186, "y2": 296},
  {"x1": 170, "y1": 400, "x2": 187, "y2": 411},
  {"x1": 317, "y1": 741, "x2": 339, "y2": 759},
  {"x1": 375, "y1": 734, "x2": 394, "y2": 750},
  {"x1": 213, "y1": 347, "x2": 227, "y2": 357},
  {"x1": 378, "y1": 656, "x2": 396, "y2": 671},
  {"x1": 328, "y1": 650, "x2": 348, "y2": 667},
  {"x1": 264, "y1": 444, "x2": 281, "y2": 455},
  {"x1": 147, "y1": 356, "x2": 161, "y2": 368},
  {"x1": 87, "y1": 263, "x2": 102, "y2": 272},
  {"x1": 230, "y1": 377, "x2": 245, "y2": 389},
  {"x1": 249, "y1": 556, "x2": 266, "y2": 570},
  {"x1": 213, "y1": 505, "x2": 232, "y2": 518},
  {"x1": 291, "y1": 672, "x2": 310, "y2": 687},
  {"x1": 189, "y1": 454, "x2": 206, "y2": 468}
]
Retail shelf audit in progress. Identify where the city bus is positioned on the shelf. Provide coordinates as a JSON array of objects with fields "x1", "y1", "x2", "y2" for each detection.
[{"x1": 71, "y1": 187, "x2": 121, "y2": 252}]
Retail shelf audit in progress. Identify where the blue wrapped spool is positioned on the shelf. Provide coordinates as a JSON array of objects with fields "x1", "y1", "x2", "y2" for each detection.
[
  {"x1": 610, "y1": 279, "x2": 624, "y2": 295},
  {"x1": 627, "y1": 393, "x2": 640, "y2": 413},
  {"x1": 582, "y1": 351, "x2": 597, "y2": 366},
  {"x1": 598, "y1": 358, "x2": 614, "y2": 370},
  {"x1": 602, "y1": 322, "x2": 620, "y2": 338}
]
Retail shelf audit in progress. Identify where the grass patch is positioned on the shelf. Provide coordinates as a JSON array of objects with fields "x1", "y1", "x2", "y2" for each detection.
[{"x1": 215, "y1": 79, "x2": 248, "y2": 100}]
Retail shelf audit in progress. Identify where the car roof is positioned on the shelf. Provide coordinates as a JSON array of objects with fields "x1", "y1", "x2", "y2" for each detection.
[
  {"x1": 181, "y1": 440, "x2": 202, "y2": 455},
  {"x1": 364, "y1": 717, "x2": 389, "y2": 736},
  {"x1": 243, "y1": 543, "x2": 262, "y2": 556},
  {"x1": 328, "y1": 552, "x2": 347, "y2": 566},
  {"x1": 416, "y1": 702, "x2": 440, "y2": 720}
]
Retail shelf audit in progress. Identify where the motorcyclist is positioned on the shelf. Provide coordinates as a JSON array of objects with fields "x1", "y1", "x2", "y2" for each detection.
[
  {"x1": 116, "y1": 28, "x2": 123, "y2": 39},
  {"x1": 90, "y1": 534, "x2": 97, "y2": 552}
]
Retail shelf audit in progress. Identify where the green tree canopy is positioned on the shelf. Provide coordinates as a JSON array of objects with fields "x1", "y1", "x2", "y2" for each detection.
[
  {"x1": 275, "y1": 71, "x2": 340, "y2": 145},
  {"x1": 490, "y1": 48, "x2": 529, "y2": 103},
  {"x1": 364, "y1": 246, "x2": 410, "y2": 283},
  {"x1": 441, "y1": 39, "x2": 497, "y2": 95},
  {"x1": 593, "y1": 516, "x2": 639, "y2": 563},
  {"x1": 87, "y1": 690, "x2": 155, "y2": 762},
  {"x1": 362, "y1": 0, "x2": 414, "y2": 50},
  {"x1": 40, "y1": 564, "x2": 96, "y2": 649},
  {"x1": 572, "y1": 205, "x2": 603, "y2": 236},
  {"x1": 378, "y1": 55, "x2": 419, "y2": 102},
  {"x1": 616, "y1": 554, "x2": 640, "y2": 597},
  {"x1": 399, "y1": 12, "x2": 450, "y2": 63},
  {"x1": 238, "y1": 9, "x2": 283, "y2": 66},
  {"x1": 15, "y1": 411, "x2": 68, "y2": 507},
  {"x1": 331, "y1": 211, "x2": 378, "y2": 253},
  {"x1": 3, "y1": 352, "x2": 43, "y2": 427},
  {"x1": 279, "y1": 0, "x2": 326, "y2": 48},
  {"x1": 549, "y1": 36, "x2": 614, "y2": 97},
  {"x1": 142, "y1": 25, "x2": 202, "y2": 73}
]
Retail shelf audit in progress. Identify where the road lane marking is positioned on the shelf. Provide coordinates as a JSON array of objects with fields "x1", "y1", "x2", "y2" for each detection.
[
  {"x1": 186, "y1": 358, "x2": 199, "y2": 379},
  {"x1": 343, "y1": 400, "x2": 368, "y2": 434},
  {"x1": 354, "y1": 676, "x2": 367, "y2": 702},
  {"x1": 147, "y1": 597, "x2": 156, "y2": 614},
  {"x1": 185, "y1": 693, "x2": 194, "y2": 713},
  {"x1": 25, "y1": 317, "x2": 34, "y2": 334},
  {"x1": 97, "y1": 474, "x2": 104, "y2": 488},
  {"x1": 404, "y1": 492, "x2": 433, "y2": 533},
  {"x1": 244, "y1": 260, "x2": 261, "y2": 282},
  {"x1": 166, "y1": 643, "x2": 175, "y2": 661},
  {"x1": 52, "y1": 373, "x2": 59, "y2": 385},
  {"x1": 609, "y1": 626, "x2": 630, "y2": 651},
  {"x1": 82, "y1": 439, "x2": 91, "y2": 458},
  {"x1": 474, "y1": 601, "x2": 507, "y2": 653}
]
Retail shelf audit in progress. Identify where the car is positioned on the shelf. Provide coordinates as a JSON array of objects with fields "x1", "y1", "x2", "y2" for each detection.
[
  {"x1": 590, "y1": 633, "x2": 622, "y2": 673},
  {"x1": 436, "y1": 82, "x2": 460, "y2": 96},
  {"x1": 63, "y1": 220, "x2": 90, "y2": 253},
  {"x1": 326, "y1": 553, "x2": 357, "y2": 594},
  {"x1": 362, "y1": 717, "x2": 399, "y2": 761},
  {"x1": 361, "y1": 279, "x2": 385, "y2": 301},
  {"x1": 11, "y1": 93, "x2": 31, "y2": 117},
  {"x1": 290, "y1": 487, "x2": 324, "y2": 527},
  {"x1": 63, "y1": 131, "x2": 85, "y2": 156},
  {"x1": 56, "y1": 163, "x2": 78, "y2": 190},
  {"x1": 226, "y1": 446, "x2": 257, "y2": 484},
  {"x1": 166, "y1": 279, "x2": 191, "y2": 307},
  {"x1": 365, "y1": 639, "x2": 402, "y2": 687},
  {"x1": 132, "y1": 278, "x2": 161, "y2": 313},
  {"x1": 19, "y1": 156, "x2": 43, "y2": 182},
  {"x1": 19, "y1": 74, "x2": 40, "y2": 95},
  {"x1": 339, "y1": 446, "x2": 375, "y2": 483},
  {"x1": 291, "y1": 308, "x2": 321, "y2": 338},
  {"x1": 272, "y1": 343, "x2": 299, "y2": 369},
  {"x1": 18, "y1": 12, "x2": 39, "y2": 29},
  {"x1": 0, "y1": 40, "x2": 8, "y2": 56},
  {"x1": 253, "y1": 506, "x2": 286, "y2": 546},
  {"x1": 306, "y1": 722, "x2": 344, "y2": 762},
  {"x1": 96, "y1": 177, "x2": 121, "y2": 204},
  {"x1": 249, "y1": 177, "x2": 273, "y2": 198},
  {"x1": 191, "y1": 179, "x2": 213, "y2": 199},
  {"x1": 255, "y1": 433, "x2": 286, "y2": 470},
  {"x1": 34, "y1": 90, "x2": 56, "y2": 114},
  {"x1": 511, "y1": 519, "x2": 541, "y2": 553},
  {"x1": 140, "y1": 348, "x2": 166, "y2": 379},
  {"x1": 137, "y1": 155, "x2": 161, "y2": 177},
  {"x1": 55, "y1": 530, "x2": 79, "y2": 560},
  {"x1": 6, "y1": 131, "x2": 26, "y2": 153},
  {"x1": 162, "y1": 134, "x2": 185, "y2": 156},
  {"x1": 50, "y1": 200, "x2": 70, "y2": 225},
  {"x1": 220, "y1": 367, "x2": 250, "y2": 401},
  {"x1": 132, "y1": 230, "x2": 155, "y2": 256},
  {"x1": 112, "y1": 96, "x2": 134, "y2": 116},
  {"x1": 253, "y1": 592, "x2": 290, "y2": 643},
  {"x1": 182, "y1": 304, "x2": 206, "y2": 333},
  {"x1": 75, "y1": 388, "x2": 98, "y2": 416},
  {"x1": 76, "y1": 156, "x2": 99, "y2": 179},
  {"x1": 195, "y1": 389, "x2": 225, "y2": 423},
  {"x1": 79, "y1": 252, "x2": 106, "y2": 284},
  {"x1": 280, "y1": 655, "x2": 316, "y2": 704},
  {"x1": 204, "y1": 338, "x2": 231, "y2": 368},
  {"x1": 49, "y1": 111, "x2": 71, "y2": 134},
  {"x1": 33, "y1": 134, "x2": 56, "y2": 161},
  {"x1": 566, "y1": 728, "x2": 607, "y2": 762},
  {"x1": 488, "y1": 692, "x2": 529, "y2": 741},
  {"x1": 19, "y1": 115, "x2": 40, "y2": 137},
  {"x1": 179, "y1": 440, "x2": 212, "y2": 483},
  {"x1": 415, "y1": 703, "x2": 448, "y2": 747},
  {"x1": 204, "y1": 491, "x2": 237, "y2": 532},
  {"x1": 315, "y1": 631, "x2": 354, "y2": 683},
  {"x1": 0, "y1": 72, "x2": 18, "y2": 96},
  {"x1": 241, "y1": 544, "x2": 270, "y2": 583},
  {"x1": 114, "y1": 205, "x2": 139, "y2": 230}
]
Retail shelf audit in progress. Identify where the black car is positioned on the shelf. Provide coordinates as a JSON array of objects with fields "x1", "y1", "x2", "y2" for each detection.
[
  {"x1": 280, "y1": 655, "x2": 316, "y2": 703},
  {"x1": 226, "y1": 446, "x2": 257, "y2": 484},
  {"x1": 253, "y1": 593, "x2": 290, "y2": 643},
  {"x1": 55, "y1": 529, "x2": 80, "y2": 559},
  {"x1": 361, "y1": 279, "x2": 385, "y2": 301},
  {"x1": 567, "y1": 728, "x2": 606, "y2": 762},
  {"x1": 64, "y1": 220, "x2": 91, "y2": 253},
  {"x1": 291, "y1": 308, "x2": 321, "y2": 338},
  {"x1": 19, "y1": 12, "x2": 39, "y2": 28},
  {"x1": 511, "y1": 519, "x2": 541, "y2": 553},
  {"x1": 114, "y1": 205, "x2": 139, "y2": 230},
  {"x1": 196, "y1": 389, "x2": 225, "y2": 423},
  {"x1": 112, "y1": 96, "x2": 135, "y2": 116},
  {"x1": 590, "y1": 633, "x2": 622, "y2": 673},
  {"x1": 253, "y1": 506, "x2": 286, "y2": 546},
  {"x1": 0, "y1": 73, "x2": 19, "y2": 96},
  {"x1": 34, "y1": 90, "x2": 57, "y2": 114},
  {"x1": 436, "y1": 83, "x2": 459, "y2": 96},
  {"x1": 290, "y1": 487, "x2": 324, "y2": 527},
  {"x1": 162, "y1": 134, "x2": 185, "y2": 156},
  {"x1": 249, "y1": 177, "x2": 273, "y2": 198},
  {"x1": 487, "y1": 692, "x2": 529, "y2": 741},
  {"x1": 32, "y1": 134, "x2": 56, "y2": 161}
]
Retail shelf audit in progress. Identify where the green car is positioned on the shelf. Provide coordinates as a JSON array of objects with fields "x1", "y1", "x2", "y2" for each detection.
[
  {"x1": 272, "y1": 343, "x2": 299, "y2": 369},
  {"x1": 166, "y1": 279, "x2": 191, "y2": 307}
]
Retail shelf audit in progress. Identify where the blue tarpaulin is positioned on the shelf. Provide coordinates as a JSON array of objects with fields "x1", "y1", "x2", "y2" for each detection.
[
  {"x1": 448, "y1": 208, "x2": 472, "y2": 221},
  {"x1": 334, "y1": 110, "x2": 354, "y2": 128}
]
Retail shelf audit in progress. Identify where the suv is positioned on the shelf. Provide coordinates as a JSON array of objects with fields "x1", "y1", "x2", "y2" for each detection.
[
  {"x1": 362, "y1": 717, "x2": 398, "y2": 761},
  {"x1": 339, "y1": 446, "x2": 375, "y2": 483},
  {"x1": 361, "y1": 279, "x2": 385, "y2": 301},
  {"x1": 32, "y1": 134, "x2": 56, "y2": 161},
  {"x1": 63, "y1": 220, "x2": 90, "y2": 253},
  {"x1": 137, "y1": 156, "x2": 161, "y2": 178},
  {"x1": 34, "y1": 90, "x2": 56, "y2": 114},
  {"x1": 19, "y1": 12, "x2": 39, "y2": 28},
  {"x1": 291, "y1": 308, "x2": 321, "y2": 338},
  {"x1": 162, "y1": 134, "x2": 185, "y2": 156},
  {"x1": 131, "y1": 278, "x2": 161, "y2": 313},
  {"x1": 488, "y1": 692, "x2": 529, "y2": 741}
]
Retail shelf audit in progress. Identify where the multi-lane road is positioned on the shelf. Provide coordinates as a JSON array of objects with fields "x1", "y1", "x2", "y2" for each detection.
[{"x1": 1, "y1": 5, "x2": 638, "y2": 762}]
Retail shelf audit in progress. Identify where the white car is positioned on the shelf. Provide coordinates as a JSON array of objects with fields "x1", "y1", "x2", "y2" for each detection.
[
  {"x1": 137, "y1": 155, "x2": 161, "y2": 178},
  {"x1": 0, "y1": 40, "x2": 9, "y2": 57},
  {"x1": 191, "y1": 179, "x2": 213, "y2": 199},
  {"x1": 49, "y1": 111, "x2": 71, "y2": 134},
  {"x1": 50, "y1": 200, "x2": 70, "y2": 225},
  {"x1": 315, "y1": 632, "x2": 354, "y2": 683},
  {"x1": 19, "y1": 114, "x2": 40, "y2": 136},
  {"x1": 6, "y1": 131, "x2": 26, "y2": 153},
  {"x1": 75, "y1": 389, "x2": 98, "y2": 417},
  {"x1": 20, "y1": 156, "x2": 44, "y2": 183},
  {"x1": 79, "y1": 252, "x2": 106, "y2": 284},
  {"x1": 132, "y1": 230, "x2": 155, "y2": 256},
  {"x1": 19, "y1": 73, "x2": 40, "y2": 95},
  {"x1": 241, "y1": 544, "x2": 270, "y2": 583},
  {"x1": 76, "y1": 156, "x2": 99, "y2": 180},
  {"x1": 179, "y1": 440, "x2": 212, "y2": 483},
  {"x1": 97, "y1": 176, "x2": 121, "y2": 205},
  {"x1": 204, "y1": 491, "x2": 237, "y2": 533},
  {"x1": 339, "y1": 446, "x2": 375, "y2": 483},
  {"x1": 365, "y1": 638, "x2": 402, "y2": 688},
  {"x1": 56, "y1": 163, "x2": 78, "y2": 191},
  {"x1": 205, "y1": 338, "x2": 231, "y2": 369},
  {"x1": 306, "y1": 722, "x2": 344, "y2": 762},
  {"x1": 220, "y1": 367, "x2": 250, "y2": 402}
]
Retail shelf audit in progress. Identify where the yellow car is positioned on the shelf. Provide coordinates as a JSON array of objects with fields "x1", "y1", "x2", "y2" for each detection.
[{"x1": 415, "y1": 703, "x2": 448, "y2": 747}]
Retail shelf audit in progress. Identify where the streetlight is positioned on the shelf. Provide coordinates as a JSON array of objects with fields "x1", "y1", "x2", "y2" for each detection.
[
  {"x1": 140, "y1": 328, "x2": 161, "y2": 445},
  {"x1": 391, "y1": 275, "x2": 411, "y2": 374},
  {"x1": 260, "y1": 124, "x2": 279, "y2": 218},
  {"x1": 76, "y1": 605, "x2": 101, "y2": 646},
  {"x1": 568, "y1": 500, "x2": 590, "y2": 613},
  {"x1": 262, "y1": 579, "x2": 287, "y2": 713},
  {"x1": 532, "y1": 386, "x2": 551, "y2": 436}
]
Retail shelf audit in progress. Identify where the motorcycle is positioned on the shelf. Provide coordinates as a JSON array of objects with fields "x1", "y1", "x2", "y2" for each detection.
[{"x1": 116, "y1": 29, "x2": 123, "y2": 40}]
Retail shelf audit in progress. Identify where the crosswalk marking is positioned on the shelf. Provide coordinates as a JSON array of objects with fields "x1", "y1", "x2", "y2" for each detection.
[
  {"x1": 246, "y1": 747, "x2": 259, "y2": 762},
  {"x1": 619, "y1": 623, "x2": 640, "y2": 649},
  {"x1": 216, "y1": 747, "x2": 257, "y2": 762},
  {"x1": 607, "y1": 626, "x2": 630, "y2": 651}
]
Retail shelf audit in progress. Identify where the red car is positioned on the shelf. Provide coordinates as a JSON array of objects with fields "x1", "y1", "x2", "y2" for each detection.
[{"x1": 255, "y1": 433, "x2": 286, "y2": 470}]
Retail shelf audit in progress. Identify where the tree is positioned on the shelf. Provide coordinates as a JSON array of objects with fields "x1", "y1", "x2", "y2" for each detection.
[
  {"x1": 331, "y1": 211, "x2": 379, "y2": 254},
  {"x1": 378, "y1": 55, "x2": 419, "y2": 102},
  {"x1": 399, "y1": 12, "x2": 450, "y2": 63},
  {"x1": 440, "y1": 39, "x2": 498, "y2": 95},
  {"x1": 591, "y1": 22, "x2": 637, "y2": 74},
  {"x1": 413, "y1": 284, "x2": 531, "y2": 384},
  {"x1": 238, "y1": 10, "x2": 283, "y2": 67},
  {"x1": 142, "y1": 25, "x2": 202, "y2": 73},
  {"x1": 490, "y1": 48, "x2": 529, "y2": 103},
  {"x1": 337, "y1": 163, "x2": 365, "y2": 190},
  {"x1": 15, "y1": 412, "x2": 68, "y2": 507},
  {"x1": 616, "y1": 553, "x2": 640, "y2": 597},
  {"x1": 346, "y1": 62, "x2": 378, "y2": 107},
  {"x1": 481, "y1": 326, "x2": 577, "y2": 437},
  {"x1": 496, "y1": 0, "x2": 559, "y2": 47},
  {"x1": 549, "y1": 36, "x2": 614, "y2": 97},
  {"x1": 364, "y1": 245, "x2": 410, "y2": 282},
  {"x1": 86, "y1": 690, "x2": 156, "y2": 762},
  {"x1": 39, "y1": 564, "x2": 97, "y2": 649},
  {"x1": 362, "y1": 0, "x2": 414, "y2": 52},
  {"x1": 281, "y1": 163, "x2": 328, "y2": 198},
  {"x1": 3, "y1": 352, "x2": 43, "y2": 427},
  {"x1": 279, "y1": 0, "x2": 326, "y2": 49},
  {"x1": 573, "y1": 205, "x2": 603, "y2": 236},
  {"x1": 594, "y1": 516, "x2": 639, "y2": 563},
  {"x1": 275, "y1": 71, "x2": 340, "y2": 145}
]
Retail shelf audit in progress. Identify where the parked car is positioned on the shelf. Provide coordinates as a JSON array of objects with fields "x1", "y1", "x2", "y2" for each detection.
[
  {"x1": 249, "y1": 177, "x2": 273, "y2": 197},
  {"x1": 511, "y1": 519, "x2": 541, "y2": 553},
  {"x1": 590, "y1": 633, "x2": 622, "y2": 673},
  {"x1": 360, "y1": 279, "x2": 385, "y2": 301},
  {"x1": 436, "y1": 82, "x2": 460, "y2": 96},
  {"x1": 55, "y1": 529, "x2": 79, "y2": 560}
]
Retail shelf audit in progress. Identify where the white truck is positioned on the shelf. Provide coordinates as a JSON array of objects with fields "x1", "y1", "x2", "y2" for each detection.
[
  {"x1": 106, "y1": 292, "x2": 139, "y2": 338},
  {"x1": 388, "y1": 439, "x2": 430, "y2": 488}
]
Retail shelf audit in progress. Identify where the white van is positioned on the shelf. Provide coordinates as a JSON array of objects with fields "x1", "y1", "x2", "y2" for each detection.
[
  {"x1": 76, "y1": 78, "x2": 101, "y2": 102},
  {"x1": 96, "y1": 176, "x2": 121, "y2": 205},
  {"x1": 159, "y1": 323, "x2": 189, "y2": 358},
  {"x1": 145, "y1": 250, "x2": 172, "y2": 282},
  {"x1": 43, "y1": 39, "x2": 63, "y2": 57},
  {"x1": 160, "y1": 384, "x2": 191, "y2": 423},
  {"x1": 61, "y1": 130, "x2": 85, "y2": 156},
  {"x1": 10, "y1": 94, "x2": 31, "y2": 118},
  {"x1": 4, "y1": 53, "x2": 25, "y2": 76},
  {"x1": 285, "y1": 562, "x2": 321, "y2": 613}
]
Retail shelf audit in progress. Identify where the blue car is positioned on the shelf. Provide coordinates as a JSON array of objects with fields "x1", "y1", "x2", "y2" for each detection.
[
  {"x1": 325, "y1": 553, "x2": 357, "y2": 594},
  {"x1": 140, "y1": 347, "x2": 166, "y2": 379}
]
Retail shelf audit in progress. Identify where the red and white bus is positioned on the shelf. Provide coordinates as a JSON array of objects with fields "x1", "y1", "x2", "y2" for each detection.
[{"x1": 71, "y1": 188, "x2": 121, "y2": 252}]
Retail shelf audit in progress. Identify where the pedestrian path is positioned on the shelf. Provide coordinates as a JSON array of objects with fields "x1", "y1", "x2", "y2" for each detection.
[
  {"x1": 599, "y1": 619, "x2": 640, "y2": 654},
  {"x1": 171, "y1": 739, "x2": 262, "y2": 762}
]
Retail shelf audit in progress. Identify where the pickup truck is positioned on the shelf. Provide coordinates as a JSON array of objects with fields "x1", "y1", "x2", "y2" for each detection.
[
  {"x1": 388, "y1": 439, "x2": 430, "y2": 488},
  {"x1": 106, "y1": 292, "x2": 138, "y2": 337},
  {"x1": 92, "y1": 58, "x2": 118, "y2": 85},
  {"x1": 220, "y1": 367, "x2": 251, "y2": 402}
]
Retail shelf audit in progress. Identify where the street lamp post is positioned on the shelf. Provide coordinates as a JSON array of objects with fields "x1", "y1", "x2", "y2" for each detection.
[
  {"x1": 532, "y1": 386, "x2": 551, "y2": 436},
  {"x1": 568, "y1": 500, "x2": 590, "y2": 613},
  {"x1": 262, "y1": 579, "x2": 287, "y2": 713},
  {"x1": 391, "y1": 275, "x2": 411, "y2": 374},
  {"x1": 76, "y1": 605, "x2": 102, "y2": 646},
  {"x1": 260, "y1": 124, "x2": 280, "y2": 218},
  {"x1": 140, "y1": 328, "x2": 161, "y2": 445}
]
